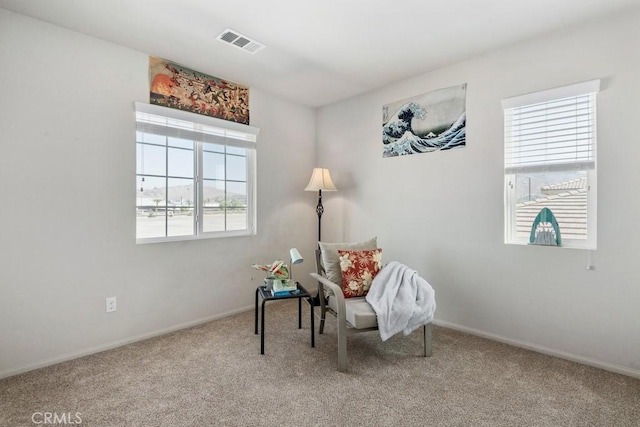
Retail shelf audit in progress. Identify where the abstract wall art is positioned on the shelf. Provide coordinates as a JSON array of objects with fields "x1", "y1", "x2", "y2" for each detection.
[
  {"x1": 149, "y1": 57, "x2": 250, "y2": 125},
  {"x1": 382, "y1": 83, "x2": 467, "y2": 157}
]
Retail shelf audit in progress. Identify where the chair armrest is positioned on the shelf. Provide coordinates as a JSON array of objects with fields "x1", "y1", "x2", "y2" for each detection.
[{"x1": 310, "y1": 273, "x2": 346, "y2": 319}]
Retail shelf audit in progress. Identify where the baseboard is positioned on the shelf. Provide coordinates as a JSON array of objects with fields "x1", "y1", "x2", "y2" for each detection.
[
  {"x1": 4, "y1": 311, "x2": 637, "y2": 380},
  {"x1": 432, "y1": 318, "x2": 640, "y2": 379},
  {"x1": 0, "y1": 305, "x2": 254, "y2": 380}
]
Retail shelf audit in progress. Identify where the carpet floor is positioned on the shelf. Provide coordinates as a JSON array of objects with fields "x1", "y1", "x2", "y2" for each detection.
[{"x1": 1, "y1": 300, "x2": 639, "y2": 426}]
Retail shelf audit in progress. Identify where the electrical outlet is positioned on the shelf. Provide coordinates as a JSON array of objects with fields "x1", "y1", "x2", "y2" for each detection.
[{"x1": 106, "y1": 297, "x2": 117, "y2": 313}]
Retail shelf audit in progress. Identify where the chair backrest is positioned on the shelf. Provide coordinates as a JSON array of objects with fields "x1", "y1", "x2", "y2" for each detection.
[
  {"x1": 314, "y1": 249, "x2": 328, "y2": 309},
  {"x1": 314, "y1": 249, "x2": 326, "y2": 277}
]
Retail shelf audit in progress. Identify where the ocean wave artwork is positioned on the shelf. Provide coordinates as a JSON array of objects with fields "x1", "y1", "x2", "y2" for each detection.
[{"x1": 382, "y1": 83, "x2": 467, "y2": 157}]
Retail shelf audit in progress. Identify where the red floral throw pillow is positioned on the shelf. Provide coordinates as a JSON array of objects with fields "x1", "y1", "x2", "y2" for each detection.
[{"x1": 337, "y1": 248, "x2": 382, "y2": 298}]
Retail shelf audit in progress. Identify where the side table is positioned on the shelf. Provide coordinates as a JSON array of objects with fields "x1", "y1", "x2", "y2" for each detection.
[{"x1": 254, "y1": 281, "x2": 315, "y2": 354}]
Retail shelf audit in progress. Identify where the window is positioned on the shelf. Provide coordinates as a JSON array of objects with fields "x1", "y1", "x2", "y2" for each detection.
[
  {"x1": 503, "y1": 80, "x2": 599, "y2": 249},
  {"x1": 135, "y1": 102, "x2": 259, "y2": 243}
]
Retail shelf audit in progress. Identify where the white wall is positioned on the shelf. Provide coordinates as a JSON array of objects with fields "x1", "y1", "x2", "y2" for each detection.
[
  {"x1": 317, "y1": 11, "x2": 640, "y2": 377},
  {"x1": 0, "y1": 9, "x2": 318, "y2": 377},
  {"x1": 2, "y1": 7, "x2": 639, "y2": 380}
]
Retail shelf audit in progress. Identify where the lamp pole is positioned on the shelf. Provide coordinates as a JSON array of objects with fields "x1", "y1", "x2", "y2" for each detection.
[{"x1": 315, "y1": 189, "x2": 324, "y2": 242}]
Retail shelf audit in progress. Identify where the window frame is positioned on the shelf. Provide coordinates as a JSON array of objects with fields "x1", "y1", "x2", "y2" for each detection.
[
  {"x1": 502, "y1": 80, "x2": 599, "y2": 250},
  {"x1": 135, "y1": 102, "x2": 258, "y2": 244}
]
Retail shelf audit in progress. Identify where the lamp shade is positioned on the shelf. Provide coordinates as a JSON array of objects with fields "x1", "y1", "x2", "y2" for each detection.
[
  {"x1": 289, "y1": 248, "x2": 304, "y2": 265},
  {"x1": 304, "y1": 168, "x2": 337, "y2": 192}
]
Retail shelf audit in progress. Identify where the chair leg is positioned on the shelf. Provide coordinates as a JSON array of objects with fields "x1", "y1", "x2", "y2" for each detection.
[
  {"x1": 319, "y1": 309, "x2": 326, "y2": 335},
  {"x1": 318, "y1": 291, "x2": 326, "y2": 335},
  {"x1": 423, "y1": 323, "x2": 432, "y2": 357},
  {"x1": 337, "y1": 311, "x2": 347, "y2": 372}
]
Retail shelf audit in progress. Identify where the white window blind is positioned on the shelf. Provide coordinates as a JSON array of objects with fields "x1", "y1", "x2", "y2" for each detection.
[
  {"x1": 134, "y1": 101, "x2": 259, "y2": 147},
  {"x1": 503, "y1": 80, "x2": 600, "y2": 175}
]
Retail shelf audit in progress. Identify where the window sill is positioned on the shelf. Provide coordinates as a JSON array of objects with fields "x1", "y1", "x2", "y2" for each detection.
[
  {"x1": 136, "y1": 229, "x2": 254, "y2": 244},
  {"x1": 505, "y1": 240, "x2": 596, "y2": 250}
]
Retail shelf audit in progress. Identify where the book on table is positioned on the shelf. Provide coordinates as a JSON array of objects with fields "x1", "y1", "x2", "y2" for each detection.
[
  {"x1": 271, "y1": 289, "x2": 300, "y2": 297},
  {"x1": 271, "y1": 279, "x2": 297, "y2": 293}
]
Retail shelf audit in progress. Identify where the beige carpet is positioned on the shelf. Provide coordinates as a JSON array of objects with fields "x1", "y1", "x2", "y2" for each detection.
[{"x1": 1, "y1": 300, "x2": 639, "y2": 426}]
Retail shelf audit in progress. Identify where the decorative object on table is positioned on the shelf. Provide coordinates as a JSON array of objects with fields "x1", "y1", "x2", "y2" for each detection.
[
  {"x1": 289, "y1": 248, "x2": 304, "y2": 281},
  {"x1": 148, "y1": 56, "x2": 250, "y2": 125},
  {"x1": 252, "y1": 259, "x2": 289, "y2": 290},
  {"x1": 382, "y1": 83, "x2": 467, "y2": 157},
  {"x1": 529, "y1": 207, "x2": 562, "y2": 246},
  {"x1": 304, "y1": 168, "x2": 337, "y2": 242},
  {"x1": 251, "y1": 257, "x2": 299, "y2": 293},
  {"x1": 252, "y1": 259, "x2": 289, "y2": 278}
]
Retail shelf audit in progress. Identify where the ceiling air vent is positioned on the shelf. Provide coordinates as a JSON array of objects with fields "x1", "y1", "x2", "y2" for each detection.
[{"x1": 217, "y1": 29, "x2": 265, "y2": 54}]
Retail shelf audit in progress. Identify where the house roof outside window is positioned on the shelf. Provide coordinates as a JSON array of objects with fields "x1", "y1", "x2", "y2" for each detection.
[{"x1": 516, "y1": 178, "x2": 587, "y2": 240}]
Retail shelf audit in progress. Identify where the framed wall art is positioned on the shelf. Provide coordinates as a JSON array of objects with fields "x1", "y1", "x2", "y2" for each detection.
[
  {"x1": 382, "y1": 83, "x2": 467, "y2": 157},
  {"x1": 149, "y1": 56, "x2": 250, "y2": 125}
]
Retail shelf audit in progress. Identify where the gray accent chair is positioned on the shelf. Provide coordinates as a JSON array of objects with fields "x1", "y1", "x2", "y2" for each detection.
[{"x1": 311, "y1": 249, "x2": 432, "y2": 372}]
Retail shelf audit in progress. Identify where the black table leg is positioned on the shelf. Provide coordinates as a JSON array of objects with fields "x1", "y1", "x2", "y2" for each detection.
[
  {"x1": 309, "y1": 296, "x2": 315, "y2": 348},
  {"x1": 298, "y1": 296, "x2": 302, "y2": 329},
  {"x1": 261, "y1": 299, "x2": 266, "y2": 355},
  {"x1": 254, "y1": 287, "x2": 259, "y2": 335}
]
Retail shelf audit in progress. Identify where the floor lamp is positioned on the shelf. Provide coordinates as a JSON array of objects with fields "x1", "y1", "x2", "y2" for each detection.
[{"x1": 304, "y1": 168, "x2": 337, "y2": 243}]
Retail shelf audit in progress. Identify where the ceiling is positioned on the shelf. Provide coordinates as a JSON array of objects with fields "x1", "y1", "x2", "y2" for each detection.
[{"x1": 2, "y1": 0, "x2": 638, "y2": 107}]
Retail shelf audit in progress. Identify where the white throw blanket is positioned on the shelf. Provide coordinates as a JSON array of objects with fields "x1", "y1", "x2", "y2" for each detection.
[{"x1": 365, "y1": 261, "x2": 436, "y2": 341}]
